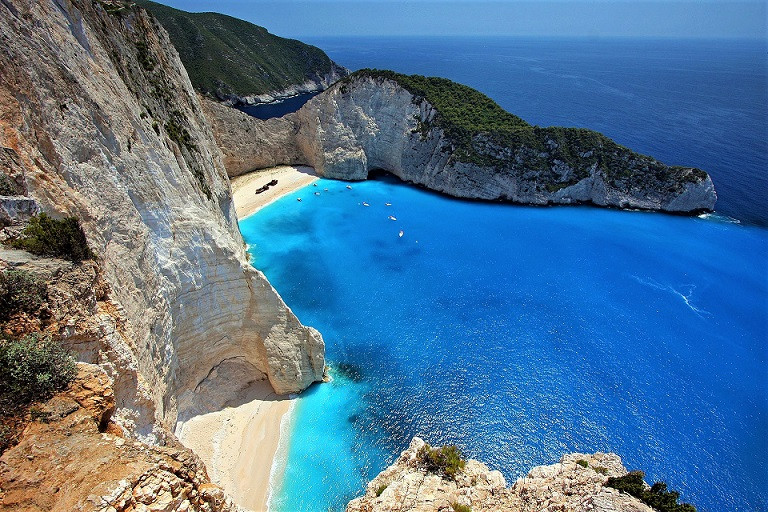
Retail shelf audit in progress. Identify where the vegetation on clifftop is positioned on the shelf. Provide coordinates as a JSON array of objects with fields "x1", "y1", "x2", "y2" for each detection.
[
  {"x1": 343, "y1": 70, "x2": 708, "y2": 191},
  {"x1": 607, "y1": 471, "x2": 697, "y2": 512},
  {"x1": 136, "y1": 0, "x2": 343, "y2": 100},
  {"x1": 416, "y1": 443, "x2": 466, "y2": 480}
]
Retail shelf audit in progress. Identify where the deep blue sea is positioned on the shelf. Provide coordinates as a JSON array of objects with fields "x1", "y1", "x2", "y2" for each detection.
[{"x1": 238, "y1": 38, "x2": 768, "y2": 512}]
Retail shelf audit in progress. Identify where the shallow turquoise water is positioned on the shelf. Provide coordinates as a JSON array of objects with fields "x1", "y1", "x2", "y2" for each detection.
[{"x1": 241, "y1": 175, "x2": 767, "y2": 511}]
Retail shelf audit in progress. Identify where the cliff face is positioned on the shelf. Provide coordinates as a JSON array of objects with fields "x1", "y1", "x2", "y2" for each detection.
[
  {"x1": 347, "y1": 437, "x2": 654, "y2": 512},
  {"x1": 0, "y1": 363, "x2": 243, "y2": 512},
  {"x1": 204, "y1": 73, "x2": 715, "y2": 214},
  {"x1": 200, "y1": 97, "x2": 307, "y2": 178},
  {"x1": 0, "y1": 0, "x2": 324, "y2": 441},
  {"x1": 296, "y1": 74, "x2": 716, "y2": 213}
]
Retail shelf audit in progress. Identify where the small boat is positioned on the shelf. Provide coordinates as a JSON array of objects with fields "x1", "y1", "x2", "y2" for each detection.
[
  {"x1": 346, "y1": 185, "x2": 352, "y2": 189},
  {"x1": 297, "y1": 198, "x2": 302, "y2": 202},
  {"x1": 398, "y1": 230, "x2": 404, "y2": 238},
  {"x1": 388, "y1": 215, "x2": 397, "y2": 221},
  {"x1": 385, "y1": 203, "x2": 392, "y2": 206},
  {"x1": 362, "y1": 202, "x2": 370, "y2": 207},
  {"x1": 313, "y1": 183, "x2": 318, "y2": 187},
  {"x1": 314, "y1": 192, "x2": 320, "y2": 196},
  {"x1": 324, "y1": 188, "x2": 329, "y2": 192}
]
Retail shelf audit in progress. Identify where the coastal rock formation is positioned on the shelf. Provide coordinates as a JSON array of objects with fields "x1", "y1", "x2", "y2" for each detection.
[
  {"x1": 200, "y1": 97, "x2": 307, "y2": 178},
  {"x1": 0, "y1": 0, "x2": 324, "y2": 446},
  {"x1": 296, "y1": 72, "x2": 716, "y2": 213},
  {"x1": 228, "y1": 68, "x2": 347, "y2": 107},
  {"x1": 204, "y1": 71, "x2": 715, "y2": 214},
  {"x1": 0, "y1": 363, "x2": 243, "y2": 512},
  {"x1": 347, "y1": 437, "x2": 654, "y2": 512}
]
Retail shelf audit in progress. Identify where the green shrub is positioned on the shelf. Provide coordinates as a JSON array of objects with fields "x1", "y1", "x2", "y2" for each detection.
[
  {"x1": 451, "y1": 503, "x2": 471, "y2": 512},
  {"x1": 606, "y1": 471, "x2": 697, "y2": 512},
  {"x1": 576, "y1": 459, "x2": 589, "y2": 468},
  {"x1": 135, "y1": 39, "x2": 155, "y2": 71},
  {"x1": 0, "y1": 334, "x2": 76, "y2": 417},
  {"x1": 416, "y1": 443, "x2": 466, "y2": 480},
  {"x1": 374, "y1": 484, "x2": 387, "y2": 497},
  {"x1": 593, "y1": 466, "x2": 608, "y2": 475},
  {"x1": 0, "y1": 269, "x2": 47, "y2": 322},
  {"x1": 9, "y1": 213, "x2": 94, "y2": 262},
  {"x1": 165, "y1": 116, "x2": 195, "y2": 151}
]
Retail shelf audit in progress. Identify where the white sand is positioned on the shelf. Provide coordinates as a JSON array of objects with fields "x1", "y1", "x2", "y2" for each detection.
[
  {"x1": 231, "y1": 165, "x2": 319, "y2": 220},
  {"x1": 176, "y1": 380, "x2": 292, "y2": 512}
]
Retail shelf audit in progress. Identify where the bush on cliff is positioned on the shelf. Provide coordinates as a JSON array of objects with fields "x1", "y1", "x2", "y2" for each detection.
[
  {"x1": 9, "y1": 213, "x2": 94, "y2": 262},
  {"x1": 0, "y1": 333, "x2": 77, "y2": 453},
  {"x1": 0, "y1": 333, "x2": 77, "y2": 413},
  {"x1": 0, "y1": 269, "x2": 47, "y2": 322},
  {"x1": 416, "y1": 443, "x2": 466, "y2": 480},
  {"x1": 606, "y1": 471, "x2": 697, "y2": 512}
]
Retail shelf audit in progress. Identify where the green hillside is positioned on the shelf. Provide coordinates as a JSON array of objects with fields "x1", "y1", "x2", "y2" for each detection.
[{"x1": 136, "y1": 0, "x2": 345, "y2": 100}]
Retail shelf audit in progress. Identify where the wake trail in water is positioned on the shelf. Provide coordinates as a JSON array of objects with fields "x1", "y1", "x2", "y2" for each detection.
[{"x1": 630, "y1": 275, "x2": 711, "y2": 318}]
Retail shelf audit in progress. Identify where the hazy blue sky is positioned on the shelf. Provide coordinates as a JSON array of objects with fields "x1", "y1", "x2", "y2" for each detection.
[{"x1": 157, "y1": 0, "x2": 766, "y2": 39}]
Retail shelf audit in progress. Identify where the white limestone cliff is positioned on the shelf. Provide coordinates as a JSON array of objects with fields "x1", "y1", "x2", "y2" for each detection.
[
  {"x1": 0, "y1": 0, "x2": 324, "y2": 441},
  {"x1": 202, "y1": 74, "x2": 716, "y2": 214},
  {"x1": 296, "y1": 75, "x2": 717, "y2": 213},
  {"x1": 223, "y1": 64, "x2": 348, "y2": 106}
]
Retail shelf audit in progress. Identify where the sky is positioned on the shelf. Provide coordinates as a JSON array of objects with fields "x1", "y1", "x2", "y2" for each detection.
[{"x1": 156, "y1": 0, "x2": 766, "y2": 39}]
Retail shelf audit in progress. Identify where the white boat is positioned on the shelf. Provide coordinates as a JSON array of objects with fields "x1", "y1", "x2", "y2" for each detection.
[
  {"x1": 297, "y1": 198, "x2": 302, "y2": 202},
  {"x1": 398, "y1": 230, "x2": 404, "y2": 238},
  {"x1": 362, "y1": 202, "x2": 370, "y2": 207},
  {"x1": 314, "y1": 192, "x2": 320, "y2": 196},
  {"x1": 385, "y1": 203, "x2": 392, "y2": 206},
  {"x1": 346, "y1": 185, "x2": 352, "y2": 189},
  {"x1": 388, "y1": 215, "x2": 397, "y2": 221}
]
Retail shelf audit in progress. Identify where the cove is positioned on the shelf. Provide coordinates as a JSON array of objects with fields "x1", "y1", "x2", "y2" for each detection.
[{"x1": 240, "y1": 174, "x2": 767, "y2": 512}]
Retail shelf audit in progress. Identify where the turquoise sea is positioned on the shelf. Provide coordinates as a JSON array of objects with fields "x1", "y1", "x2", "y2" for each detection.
[{"x1": 239, "y1": 38, "x2": 767, "y2": 511}]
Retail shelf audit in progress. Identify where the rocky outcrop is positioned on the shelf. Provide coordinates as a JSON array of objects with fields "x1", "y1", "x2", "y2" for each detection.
[
  {"x1": 296, "y1": 73, "x2": 716, "y2": 214},
  {"x1": 226, "y1": 65, "x2": 348, "y2": 107},
  {"x1": 200, "y1": 97, "x2": 308, "y2": 178},
  {"x1": 347, "y1": 437, "x2": 654, "y2": 512},
  {"x1": 0, "y1": 0, "x2": 324, "y2": 443},
  {"x1": 0, "y1": 363, "x2": 243, "y2": 512}
]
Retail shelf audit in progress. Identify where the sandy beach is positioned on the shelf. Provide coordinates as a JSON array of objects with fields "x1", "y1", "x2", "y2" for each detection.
[
  {"x1": 231, "y1": 165, "x2": 319, "y2": 219},
  {"x1": 176, "y1": 380, "x2": 291, "y2": 512},
  {"x1": 173, "y1": 166, "x2": 321, "y2": 511}
]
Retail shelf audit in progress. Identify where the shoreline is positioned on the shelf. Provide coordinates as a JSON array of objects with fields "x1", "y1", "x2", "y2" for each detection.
[
  {"x1": 176, "y1": 380, "x2": 291, "y2": 512},
  {"x1": 176, "y1": 165, "x2": 318, "y2": 511},
  {"x1": 176, "y1": 165, "x2": 319, "y2": 511},
  {"x1": 231, "y1": 165, "x2": 319, "y2": 220}
]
